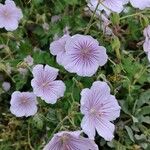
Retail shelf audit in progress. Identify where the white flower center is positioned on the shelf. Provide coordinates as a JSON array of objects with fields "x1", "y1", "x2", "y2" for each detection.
[
  {"x1": 42, "y1": 81, "x2": 49, "y2": 87},
  {"x1": 90, "y1": 108, "x2": 97, "y2": 114},
  {"x1": 90, "y1": 108, "x2": 104, "y2": 116},
  {"x1": 61, "y1": 135, "x2": 69, "y2": 144},
  {"x1": 21, "y1": 98, "x2": 28, "y2": 104},
  {"x1": 3, "y1": 10, "x2": 9, "y2": 17}
]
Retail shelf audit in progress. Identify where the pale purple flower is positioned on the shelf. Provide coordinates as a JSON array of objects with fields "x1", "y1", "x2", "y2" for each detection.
[
  {"x1": 31, "y1": 64, "x2": 66, "y2": 104},
  {"x1": 99, "y1": 14, "x2": 113, "y2": 36},
  {"x1": 80, "y1": 81, "x2": 121, "y2": 141},
  {"x1": 43, "y1": 131, "x2": 98, "y2": 150},
  {"x1": 2, "y1": 81, "x2": 11, "y2": 92},
  {"x1": 24, "y1": 55, "x2": 34, "y2": 66},
  {"x1": 64, "y1": 34, "x2": 108, "y2": 77},
  {"x1": 88, "y1": 0, "x2": 126, "y2": 16},
  {"x1": 126, "y1": 0, "x2": 150, "y2": 10},
  {"x1": 50, "y1": 35, "x2": 71, "y2": 66},
  {"x1": 18, "y1": 67, "x2": 28, "y2": 76},
  {"x1": 10, "y1": 91, "x2": 38, "y2": 117},
  {"x1": 143, "y1": 25, "x2": 150, "y2": 62},
  {"x1": 51, "y1": 15, "x2": 61, "y2": 23},
  {"x1": 0, "y1": 0, "x2": 23, "y2": 31}
]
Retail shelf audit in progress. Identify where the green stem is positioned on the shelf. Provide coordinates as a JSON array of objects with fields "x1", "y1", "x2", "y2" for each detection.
[
  {"x1": 50, "y1": 116, "x2": 69, "y2": 138},
  {"x1": 120, "y1": 10, "x2": 147, "y2": 20},
  {"x1": 27, "y1": 123, "x2": 34, "y2": 150},
  {"x1": 84, "y1": 0, "x2": 101, "y2": 34}
]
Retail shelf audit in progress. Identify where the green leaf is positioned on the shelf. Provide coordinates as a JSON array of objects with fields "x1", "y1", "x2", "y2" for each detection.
[
  {"x1": 138, "y1": 106, "x2": 150, "y2": 115},
  {"x1": 111, "y1": 13, "x2": 120, "y2": 25},
  {"x1": 125, "y1": 125, "x2": 135, "y2": 142},
  {"x1": 32, "y1": 114, "x2": 44, "y2": 130},
  {"x1": 137, "y1": 90, "x2": 150, "y2": 108}
]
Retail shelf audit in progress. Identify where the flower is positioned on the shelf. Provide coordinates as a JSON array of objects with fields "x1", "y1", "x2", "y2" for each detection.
[
  {"x1": 2, "y1": 81, "x2": 11, "y2": 92},
  {"x1": 31, "y1": 64, "x2": 66, "y2": 104},
  {"x1": 126, "y1": 0, "x2": 150, "y2": 10},
  {"x1": 10, "y1": 91, "x2": 38, "y2": 117},
  {"x1": 143, "y1": 25, "x2": 150, "y2": 62},
  {"x1": 87, "y1": 0, "x2": 126, "y2": 16},
  {"x1": 0, "y1": 0, "x2": 23, "y2": 31},
  {"x1": 50, "y1": 34, "x2": 71, "y2": 66},
  {"x1": 18, "y1": 68, "x2": 28, "y2": 76},
  {"x1": 99, "y1": 14, "x2": 113, "y2": 36},
  {"x1": 43, "y1": 131, "x2": 98, "y2": 150},
  {"x1": 80, "y1": 81, "x2": 121, "y2": 141},
  {"x1": 24, "y1": 55, "x2": 34, "y2": 66},
  {"x1": 64, "y1": 34, "x2": 108, "y2": 77},
  {"x1": 51, "y1": 15, "x2": 61, "y2": 23}
]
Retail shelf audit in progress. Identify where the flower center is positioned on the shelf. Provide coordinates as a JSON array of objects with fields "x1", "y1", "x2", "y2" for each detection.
[
  {"x1": 42, "y1": 81, "x2": 49, "y2": 87},
  {"x1": 21, "y1": 98, "x2": 28, "y2": 104},
  {"x1": 3, "y1": 10, "x2": 9, "y2": 17},
  {"x1": 61, "y1": 135, "x2": 69, "y2": 144},
  {"x1": 90, "y1": 108, "x2": 97, "y2": 114},
  {"x1": 90, "y1": 108, "x2": 104, "y2": 116},
  {"x1": 81, "y1": 47, "x2": 90, "y2": 54}
]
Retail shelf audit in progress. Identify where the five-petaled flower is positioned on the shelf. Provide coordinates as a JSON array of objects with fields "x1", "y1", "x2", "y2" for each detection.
[
  {"x1": 10, "y1": 91, "x2": 38, "y2": 117},
  {"x1": 80, "y1": 81, "x2": 121, "y2": 141},
  {"x1": 64, "y1": 34, "x2": 108, "y2": 77},
  {"x1": 31, "y1": 64, "x2": 66, "y2": 104},
  {"x1": 0, "y1": 0, "x2": 23, "y2": 31},
  {"x1": 43, "y1": 131, "x2": 98, "y2": 150}
]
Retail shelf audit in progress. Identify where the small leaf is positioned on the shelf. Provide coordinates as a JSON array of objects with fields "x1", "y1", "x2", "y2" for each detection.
[
  {"x1": 32, "y1": 114, "x2": 44, "y2": 130},
  {"x1": 125, "y1": 125, "x2": 135, "y2": 142}
]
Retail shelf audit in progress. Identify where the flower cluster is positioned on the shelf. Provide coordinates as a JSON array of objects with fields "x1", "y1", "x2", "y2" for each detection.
[
  {"x1": 1, "y1": 0, "x2": 149, "y2": 149},
  {"x1": 10, "y1": 64, "x2": 66, "y2": 117}
]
